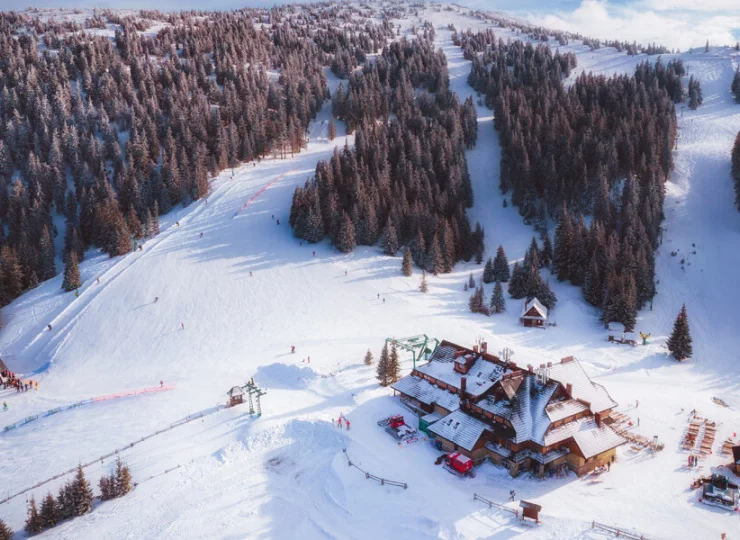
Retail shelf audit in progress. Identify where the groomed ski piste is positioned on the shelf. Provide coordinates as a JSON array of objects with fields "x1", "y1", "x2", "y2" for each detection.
[{"x1": 1, "y1": 3, "x2": 739, "y2": 539}]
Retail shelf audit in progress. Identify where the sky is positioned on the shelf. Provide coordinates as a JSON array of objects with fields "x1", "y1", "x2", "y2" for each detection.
[{"x1": 0, "y1": 0, "x2": 737, "y2": 51}]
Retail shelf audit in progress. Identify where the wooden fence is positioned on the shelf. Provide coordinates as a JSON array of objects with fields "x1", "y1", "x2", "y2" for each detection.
[
  {"x1": 591, "y1": 520, "x2": 654, "y2": 540},
  {"x1": 473, "y1": 493, "x2": 519, "y2": 518},
  {"x1": 0, "y1": 405, "x2": 225, "y2": 506},
  {"x1": 342, "y1": 449, "x2": 407, "y2": 489}
]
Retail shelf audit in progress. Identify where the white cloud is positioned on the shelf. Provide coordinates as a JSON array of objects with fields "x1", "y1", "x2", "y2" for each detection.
[
  {"x1": 641, "y1": 0, "x2": 740, "y2": 12},
  {"x1": 527, "y1": 0, "x2": 740, "y2": 50}
]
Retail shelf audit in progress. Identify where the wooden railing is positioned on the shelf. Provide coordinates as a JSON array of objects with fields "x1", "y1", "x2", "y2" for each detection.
[
  {"x1": 473, "y1": 493, "x2": 519, "y2": 517},
  {"x1": 592, "y1": 520, "x2": 654, "y2": 539},
  {"x1": 342, "y1": 449, "x2": 408, "y2": 489}
]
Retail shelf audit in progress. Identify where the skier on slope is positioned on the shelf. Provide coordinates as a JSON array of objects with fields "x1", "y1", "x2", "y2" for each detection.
[{"x1": 3, "y1": 402, "x2": 7, "y2": 411}]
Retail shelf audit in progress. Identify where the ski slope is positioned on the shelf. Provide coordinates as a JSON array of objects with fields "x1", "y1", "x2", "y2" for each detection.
[{"x1": 1, "y1": 5, "x2": 739, "y2": 539}]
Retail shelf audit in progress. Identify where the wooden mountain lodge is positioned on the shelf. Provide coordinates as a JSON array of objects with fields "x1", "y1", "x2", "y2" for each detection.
[
  {"x1": 391, "y1": 340, "x2": 626, "y2": 477},
  {"x1": 520, "y1": 298, "x2": 548, "y2": 327}
]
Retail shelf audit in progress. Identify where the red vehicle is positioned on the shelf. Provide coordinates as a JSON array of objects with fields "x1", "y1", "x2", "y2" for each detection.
[
  {"x1": 444, "y1": 452, "x2": 476, "y2": 478},
  {"x1": 377, "y1": 415, "x2": 417, "y2": 441}
]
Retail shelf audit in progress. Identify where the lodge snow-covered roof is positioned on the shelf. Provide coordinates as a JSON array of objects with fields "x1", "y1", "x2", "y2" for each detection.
[
  {"x1": 520, "y1": 297, "x2": 548, "y2": 319},
  {"x1": 547, "y1": 358, "x2": 617, "y2": 413},
  {"x1": 416, "y1": 344, "x2": 507, "y2": 397},
  {"x1": 572, "y1": 419, "x2": 627, "y2": 458},
  {"x1": 227, "y1": 386, "x2": 245, "y2": 397},
  {"x1": 391, "y1": 375, "x2": 460, "y2": 412},
  {"x1": 427, "y1": 409, "x2": 490, "y2": 452},
  {"x1": 545, "y1": 399, "x2": 589, "y2": 423}
]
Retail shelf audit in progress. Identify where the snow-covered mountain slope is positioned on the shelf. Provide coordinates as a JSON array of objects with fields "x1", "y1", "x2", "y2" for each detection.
[{"x1": 1, "y1": 6, "x2": 739, "y2": 539}]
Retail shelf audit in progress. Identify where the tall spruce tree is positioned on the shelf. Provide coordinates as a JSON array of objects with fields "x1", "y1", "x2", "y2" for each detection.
[
  {"x1": 490, "y1": 280, "x2": 505, "y2": 314},
  {"x1": 732, "y1": 131, "x2": 740, "y2": 212},
  {"x1": 0, "y1": 518, "x2": 12, "y2": 540},
  {"x1": 492, "y1": 245, "x2": 510, "y2": 282},
  {"x1": 508, "y1": 261, "x2": 527, "y2": 299},
  {"x1": 115, "y1": 457, "x2": 132, "y2": 497},
  {"x1": 39, "y1": 492, "x2": 58, "y2": 529},
  {"x1": 482, "y1": 257, "x2": 495, "y2": 283},
  {"x1": 381, "y1": 221, "x2": 399, "y2": 256},
  {"x1": 419, "y1": 270, "x2": 429, "y2": 293},
  {"x1": 334, "y1": 212, "x2": 356, "y2": 253},
  {"x1": 62, "y1": 252, "x2": 81, "y2": 292},
  {"x1": 72, "y1": 464, "x2": 94, "y2": 516},
  {"x1": 402, "y1": 248, "x2": 413, "y2": 276},
  {"x1": 388, "y1": 342, "x2": 401, "y2": 383},
  {"x1": 667, "y1": 304, "x2": 693, "y2": 361},
  {"x1": 25, "y1": 496, "x2": 42, "y2": 535},
  {"x1": 376, "y1": 343, "x2": 390, "y2": 386}
]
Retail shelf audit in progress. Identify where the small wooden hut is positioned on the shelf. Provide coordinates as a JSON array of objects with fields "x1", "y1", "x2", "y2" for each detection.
[
  {"x1": 227, "y1": 386, "x2": 245, "y2": 407},
  {"x1": 520, "y1": 298, "x2": 548, "y2": 328}
]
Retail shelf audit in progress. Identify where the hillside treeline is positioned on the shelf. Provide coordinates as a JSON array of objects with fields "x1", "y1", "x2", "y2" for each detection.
[
  {"x1": 0, "y1": 6, "x2": 392, "y2": 308},
  {"x1": 467, "y1": 34, "x2": 682, "y2": 328},
  {"x1": 290, "y1": 33, "x2": 484, "y2": 270}
]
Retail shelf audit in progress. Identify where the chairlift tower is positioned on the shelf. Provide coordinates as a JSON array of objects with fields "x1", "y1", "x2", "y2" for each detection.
[
  {"x1": 242, "y1": 379, "x2": 267, "y2": 416},
  {"x1": 385, "y1": 334, "x2": 440, "y2": 370}
]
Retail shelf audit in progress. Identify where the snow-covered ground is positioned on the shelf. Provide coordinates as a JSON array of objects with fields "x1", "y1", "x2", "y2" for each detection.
[{"x1": 1, "y1": 5, "x2": 739, "y2": 539}]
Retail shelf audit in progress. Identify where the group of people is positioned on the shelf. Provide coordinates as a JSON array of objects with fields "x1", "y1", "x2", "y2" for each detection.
[
  {"x1": 688, "y1": 454, "x2": 699, "y2": 467},
  {"x1": 336, "y1": 415, "x2": 351, "y2": 430},
  {"x1": 1, "y1": 369, "x2": 38, "y2": 393}
]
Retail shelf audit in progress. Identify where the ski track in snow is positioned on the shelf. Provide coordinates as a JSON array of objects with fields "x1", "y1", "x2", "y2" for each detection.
[{"x1": 1, "y1": 7, "x2": 739, "y2": 539}]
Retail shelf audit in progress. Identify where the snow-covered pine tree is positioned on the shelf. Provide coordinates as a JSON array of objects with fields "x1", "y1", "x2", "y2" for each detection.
[
  {"x1": 25, "y1": 496, "x2": 42, "y2": 535},
  {"x1": 0, "y1": 517, "x2": 12, "y2": 540},
  {"x1": 39, "y1": 492, "x2": 58, "y2": 529},
  {"x1": 402, "y1": 248, "x2": 413, "y2": 276},
  {"x1": 364, "y1": 349, "x2": 373, "y2": 365},
  {"x1": 419, "y1": 271, "x2": 429, "y2": 293},
  {"x1": 732, "y1": 131, "x2": 740, "y2": 211},
  {"x1": 469, "y1": 285, "x2": 487, "y2": 315},
  {"x1": 541, "y1": 234, "x2": 553, "y2": 268},
  {"x1": 508, "y1": 261, "x2": 527, "y2": 299},
  {"x1": 334, "y1": 212, "x2": 356, "y2": 253},
  {"x1": 115, "y1": 457, "x2": 132, "y2": 497},
  {"x1": 731, "y1": 66, "x2": 740, "y2": 104},
  {"x1": 376, "y1": 343, "x2": 390, "y2": 386},
  {"x1": 492, "y1": 245, "x2": 510, "y2": 282},
  {"x1": 536, "y1": 279, "x2": 558, "y2": 311},
  {"x1": 490, "y1": 280, "x2": 505, "y2": 314},
  {"x1": 328, "y1": 117, "x2": 336, "y2": 141},
  {"x1": 99, "y1": 474, "x2": 114, "y2": 501},
  {"x1": 62, "y1": 252, "x2": 81, "y2": 292},
  {"x1": 388, "y1": 342, "x2": 401, "y2": 383},
  {"x1": 482, "y1": 257, "x2": 495, "y2": 283},
  {"x1": 72, "y1": 464, "x2": 93, "y2": 516},
  {"x1": 56, "y1": 483, "x2": 74, "y2": 521},
  {"x1": 381, "y1": 221, "x2": 399, "y2": 256},
  {"x1": 468, "y1": 273, "x2": 475, "y2": 289},
  {"x1": 667, "y1": 304, "x2": 693, "y2": 361},
  {"x1": 38, "y1": 227, "x2": 56, "y2": 281}
]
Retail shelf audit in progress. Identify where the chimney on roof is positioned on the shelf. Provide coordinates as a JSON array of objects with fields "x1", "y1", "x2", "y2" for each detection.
[
  {"x1": 482, "y1": 342, "x2": 488, "y2": 354},
  {"x1": 566, "y1": 383, "x2": 573, "y2": 396},
  {"x1": 561, "y1": 356, "x2": 574, "y2": 364},
  {"x1": 461, "y1": 376, "x2": 467, "y2": 396},
  {"x1": 473, "y1": 345, "x2": 479, "y2": 353},
  {"x1": 539, "y1": 364, "x2": 545, "y2": 369},
  {"x1": 527, "y1": 364, "x2": 534, "y2": 373},
  {"x1": 547, "y1": 362, "x2": 552, "y2": 368}
]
